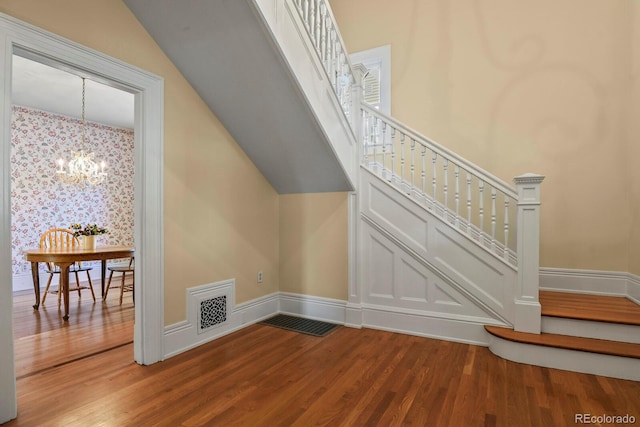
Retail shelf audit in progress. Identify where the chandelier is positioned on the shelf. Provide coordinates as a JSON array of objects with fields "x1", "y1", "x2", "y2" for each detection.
[{"x1": 56, "y1": 77, "x2": 107, "y2": 185}]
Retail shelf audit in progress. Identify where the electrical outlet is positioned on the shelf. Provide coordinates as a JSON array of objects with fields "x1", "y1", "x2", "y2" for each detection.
[{"x1": 257, "y1": 271, "x2": 263, "y2": 283}]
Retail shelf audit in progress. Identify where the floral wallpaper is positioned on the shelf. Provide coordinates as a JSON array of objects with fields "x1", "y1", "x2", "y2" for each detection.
[{"x1": 10, "y1": 105, "x2": 134, "y2": 277}]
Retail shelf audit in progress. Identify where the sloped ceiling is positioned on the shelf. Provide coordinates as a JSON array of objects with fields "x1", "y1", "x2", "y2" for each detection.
[{"x1": 124, "y1": 0, "x2": 353, "y2": 194}]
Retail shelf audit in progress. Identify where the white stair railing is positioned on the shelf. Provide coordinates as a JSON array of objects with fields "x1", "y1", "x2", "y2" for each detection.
[
  {"x1": 292, "y1": 0, "x2": 355, "y2": 125},
  {"x1": 292, "y1": 0, "x2": 544, "y2": 332},
  {"x1": 361, "y1": 104, "x2": 522, "y2": 267}
]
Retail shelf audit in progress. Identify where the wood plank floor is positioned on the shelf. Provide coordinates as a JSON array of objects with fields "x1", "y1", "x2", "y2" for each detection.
[
  {"x1": 540, "y1": 291, "x2": 640, "y2": 325},
  {"x1": 7, "y1": 294, "x2": 640, "y2": 426},
  {"x1": 12, "y1": 286, "x2": 134, "y2": 379},
  {"x1": 485, "y1": 325, "x2": 640, "y2": 359}
]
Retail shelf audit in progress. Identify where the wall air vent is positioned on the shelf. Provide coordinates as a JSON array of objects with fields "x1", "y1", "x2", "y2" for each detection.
[{"x1": 199, "y1": 295, "x2": 227, "y2": 333}]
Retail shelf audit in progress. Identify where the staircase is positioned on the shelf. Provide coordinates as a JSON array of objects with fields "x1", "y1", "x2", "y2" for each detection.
[
  {"x1": 486, "y1": 291, "x2": 640, "y2": 380},
  {"x1": 123, "y1": 0, "x2": 640, "y2": 380}
]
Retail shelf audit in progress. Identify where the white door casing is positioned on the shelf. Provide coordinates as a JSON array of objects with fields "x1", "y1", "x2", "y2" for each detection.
[{"x1": 0, "y1": 13, "x2": 164, "y2": 423}]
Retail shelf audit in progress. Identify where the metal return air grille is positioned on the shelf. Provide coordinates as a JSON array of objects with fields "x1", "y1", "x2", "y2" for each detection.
[
  {"x1": 260, "y1": 314, "x2": 339, "y2": 337},
  {"x1": 199, "y1": 295, "x2": 227, "y2": 332}
]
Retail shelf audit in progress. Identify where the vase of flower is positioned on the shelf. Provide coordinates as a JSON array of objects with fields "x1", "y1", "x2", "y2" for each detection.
[
  {"x1": 70, "y1": 223, "x2": 109, "y2": 251},
  {"x1": 83, "y1": 235, "x2": 97, "y2": 250}
]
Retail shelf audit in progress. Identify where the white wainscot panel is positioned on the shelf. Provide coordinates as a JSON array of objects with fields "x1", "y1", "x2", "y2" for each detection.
[
  {"x1": 362, "y1": 222, "x2": 500, "y2": 322},
  {"x1": 364, "y1": 178, "x2": 429, "y2": 255},
  {"x1": 366, "y1": 233, "x2": 395, "y2": 300},
  {"x1": 398, "y1": 257, "x2": 428, "y2": 304},
  {"x1": 432, "y1": 224, "x2": 512, "y2": 317}
]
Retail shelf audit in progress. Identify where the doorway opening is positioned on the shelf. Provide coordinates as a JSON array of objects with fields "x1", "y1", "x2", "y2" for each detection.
[
  {"x1": 11, "y1": 53, "x2": 136, "y2": 377},
  {"x1": 0, "y1": 14, "x2": 164, "y2": 422}
]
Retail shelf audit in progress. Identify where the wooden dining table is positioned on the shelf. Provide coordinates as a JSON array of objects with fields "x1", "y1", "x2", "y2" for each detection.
[{"x1": 23, "y1": 245, "x2": 135, "y2": 321}]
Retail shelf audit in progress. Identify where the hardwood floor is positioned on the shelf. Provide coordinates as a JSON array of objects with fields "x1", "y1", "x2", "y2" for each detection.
[
  {"x1": 539, "y1": 291, "x2": 640, "y2": 325},
  {"x1": 12, "y1": 287, "x2": 134, "y2": 379},
  {"x1": 7, "y1": 294, "x2": 640, "y2": 426}
]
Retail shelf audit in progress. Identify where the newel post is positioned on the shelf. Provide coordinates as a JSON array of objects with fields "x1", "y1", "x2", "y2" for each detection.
[
  {"x1": 344, "y1": 63, "x2": 367, "y2": 328},
  {"x1": 350, "y1": 63, "x2": 367, "y2": 164},
  {"x1": 513, "y1": 173, "x2": 545, "y2": 333}
]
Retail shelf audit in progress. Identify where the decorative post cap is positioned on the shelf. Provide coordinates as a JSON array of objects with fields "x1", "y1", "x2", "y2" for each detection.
[{"x1": 513, "y1": 173, "x2": 545, "y2": 185}]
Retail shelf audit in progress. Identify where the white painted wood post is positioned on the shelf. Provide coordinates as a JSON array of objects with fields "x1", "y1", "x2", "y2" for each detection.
[
  {"x1": 346, "y1": 63, "x2": 366, "y2": 328},
  {"x1": 513, "y1": 173, "x2": 545, "y2": 333}
]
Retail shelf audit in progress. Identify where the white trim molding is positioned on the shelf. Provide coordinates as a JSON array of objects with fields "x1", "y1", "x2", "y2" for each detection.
[
  {"x1": 350, "y1": 45, "x2": 391, "y2": 115},
  {"x1": 164, "y1": 280, "x2": 279, "y2": 359},
  {"x1": 279, "y1": 292, "x2": 347, "y2": 324},
  {"x1": 540, "y1": 267, "x2": 640, "y2": 304},
  {"x1": 163, "y1": 287, "x2": 504, "y2": 360},
  {"x1": 0, "y1": 12, "x2": 164, "y2": 423},
  {"x1": 162, "y1": 270, "x2": 640, "y2": 381}
]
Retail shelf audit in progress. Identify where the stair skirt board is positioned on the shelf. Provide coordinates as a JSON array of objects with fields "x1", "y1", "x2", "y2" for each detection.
[
  {"x1": 542, "y1": 316, "x2": 640, "y2": 344},
  {"x1": 260, "y1": 314, "x2": 339, "y2": 337},
  {"x1": 487, "y1": 334, "x2": 640, "y2": 381}
]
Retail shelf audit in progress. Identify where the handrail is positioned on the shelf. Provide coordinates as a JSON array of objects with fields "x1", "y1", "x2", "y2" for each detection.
[
  {"x1": 292, "y1": 0, "x2": 356, "y2": 123},
  {"x1": 361, "y1": 103, "x2": 519, "y2": 266},
  {"x1": 292, "y1": 0, "x2": 542, "y2": 324},
  {"x1": 361, "y1": 104, "x2": 517, "y2": 199}
]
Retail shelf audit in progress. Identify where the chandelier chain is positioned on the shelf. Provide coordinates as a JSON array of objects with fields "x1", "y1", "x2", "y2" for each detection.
[
  {"x1": 55, "y1": 76, "x2": 107, "y2": 185},
  {"x1": 81, "y1": 78, "x2": 86, "y2": 151}
]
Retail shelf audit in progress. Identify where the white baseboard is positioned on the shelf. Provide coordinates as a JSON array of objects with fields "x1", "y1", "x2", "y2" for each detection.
[
  {"x1": 629, "y1": 274, "x2": 640, "y2": 305},
  {"x1": 162, "y1": 268, "x2": 640, "y2": 362},
  {"x1": 164, "y1": 290, "x2": 348, "y2": 359},
  {"x1": 164, "y1": 280, "x2": 279, "y2": 359},
  {"x1": 279, "y1": 292, "x2": 346, "y2": 324},
  {"x1": 360, "y1": 304, "x2": 496, "y2": 346},
  {"x1": 540, "y1": 267, "x2": 640, "y2": 303}
]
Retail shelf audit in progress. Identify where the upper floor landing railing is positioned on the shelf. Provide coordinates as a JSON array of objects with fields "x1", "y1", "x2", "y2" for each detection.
[{"x1": 292, "y1": 0, "x2": 355, "y2": 125}]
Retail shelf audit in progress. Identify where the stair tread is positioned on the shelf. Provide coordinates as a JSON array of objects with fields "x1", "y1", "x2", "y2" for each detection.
[
  {"x1": 485, "y1": 325, "x2": 640, "y2": 359},
  {"x1": 539, "y1": 291, "x2": 640, "y2": 326}
]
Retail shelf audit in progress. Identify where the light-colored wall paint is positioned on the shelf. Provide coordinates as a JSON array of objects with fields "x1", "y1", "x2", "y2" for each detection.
[
  {"x1": 0, "y1": 0, "x2": 280, "y2": 325},
  {"x1": 331, "y1": 0, "x2": 636, "y2": 273},
  {"x1": 630, "y1": 2, "x2": 640, "y2": 276},
  {"x1": 279, "y1": 192, "x2": 348, "y2": 300}
]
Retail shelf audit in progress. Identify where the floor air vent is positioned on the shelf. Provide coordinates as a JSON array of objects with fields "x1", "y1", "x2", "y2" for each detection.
[
  {"x1": 260, "y1": 314, "x2": 339, "y2": 337},
  {"x1": 199, "y1": 295, "x2": 227, "y2": 332}
]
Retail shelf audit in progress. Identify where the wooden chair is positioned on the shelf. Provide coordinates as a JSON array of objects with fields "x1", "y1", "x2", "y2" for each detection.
[
  {"x1": 40, "y1": 228, "x2": 96, "y2": 305},
  {"x1": 104, "y1": 257, "x2": 134, "y2": 305}
]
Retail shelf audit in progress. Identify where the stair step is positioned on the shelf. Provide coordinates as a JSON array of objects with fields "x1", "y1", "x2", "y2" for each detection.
[
  {"x1": 539, "y1": 290, "x2": 640, "y2": 325},
  {"x1": 485, "y1": 325, "x2": 640, "y2": 359},
  {"x1": 541, "y1": 316, "x2": 640, "y2": 344}
]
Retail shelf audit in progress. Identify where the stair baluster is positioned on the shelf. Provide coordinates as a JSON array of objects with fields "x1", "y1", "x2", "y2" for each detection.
[
  {"x1": 491, "y1": 188, "x2": 497, "y2": 252},
  {"x1": 504, "y1": 199, "x2": 510, "y2": 261},
  {"x1": 443, "y1": 158, "x2": 449, "y2": 220},
  {"x1": 431, "y1": 152, "x2": 437, "y2": 205},
  {"x1": 454, "y1": 166, "x2": 460, "y2": 227},
  {"x1": 390, "y1": 127, "x2": 396, "y2": 180},
  {"x1": 466, "y1": 173, "x2": 472, "y2": 235}
]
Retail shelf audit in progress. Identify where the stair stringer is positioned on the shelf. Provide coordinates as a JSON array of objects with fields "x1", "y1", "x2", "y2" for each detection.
[
  {"x1": 359, "y1": 167, "x2": 517, "y2": 344},
  {"x1": 123, "y1": 0, "x2": 357, "y2": 194},
  {"x1": 251, "y1": 0, "x2": 358, "y2": 189}
]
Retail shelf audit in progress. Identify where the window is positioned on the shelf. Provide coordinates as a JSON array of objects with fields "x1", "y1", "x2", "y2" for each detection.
[{"x1": 350, "y1": 45, "x2": 391, "y2": 115}]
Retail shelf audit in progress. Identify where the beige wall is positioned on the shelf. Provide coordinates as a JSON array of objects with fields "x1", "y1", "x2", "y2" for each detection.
[
  {"x1": 331, "y1": 0, "x2": 636, "y2": 273},
  {"x1": 279, "y1": 193, "x2": 348, "y2": 300},
  {"x1": 0, "y1": 0, "x2": 280, "y2": 325},
  {"x1": 630, "y1": 2, "x2": 640, "y2": 276}
]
